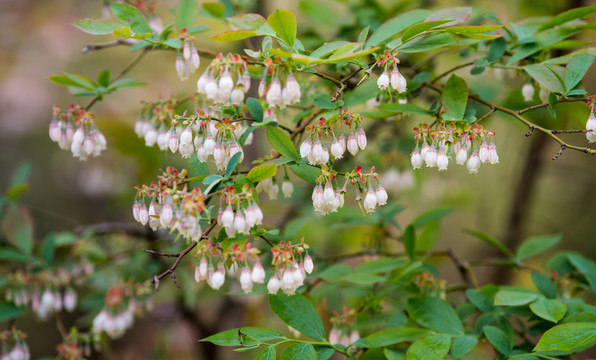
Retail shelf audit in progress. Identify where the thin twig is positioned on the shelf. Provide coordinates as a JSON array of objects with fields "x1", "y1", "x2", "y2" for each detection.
[{"x1": 431, "y1": 61, "x2": 474, "y2": 83}]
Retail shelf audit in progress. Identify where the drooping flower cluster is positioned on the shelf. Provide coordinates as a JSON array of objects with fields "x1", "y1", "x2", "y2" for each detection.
[
  {"x1": 216, "y1": 185, "x2": 264, "y2": 238},
  {"x1": 256, "y1": 172, "x2": 294, "y2": 200},
  {"x1": 328, "y1": 308, "x2": 360, "y2": 347},
  {"x1": 586, "y1": 112, "x2": 596, "y2": 143},
  {"x1": 267, "y1": 239, "x2": 314, "y2": 296},
  {"x1": 49, "y1": 104, "x2": 107, "y2": 160},
  {"x1": 411, "y1": 123, "x2": 499, "y2": 174},
  {"x1": 257, "y1": 57, "x2": 302, "y2": 108},
  {"x1": 175, "y1": 35, "x2": 201, "y2": 81},
  {"x1": 133, "y1": 167, "x2": 208, "y2": 239},
  {"x1": 311, "y1": 165, "x2": 388, "y2": 215},
  {"x1": 92, "y1": 284, "x2": 150, "y2": 340},
  {"x1": 299, "y1": 109, "x2": 367, "y2": 165},
  {"x1": 0, "y1": 329, "x2": 30, "y2": 360},
  {"x1": 57, "y1": 332, "x2": 100, "y2": 360},
  {"x1": 372, "y1": 49, "x2": 407, "y2": 94},
  {"x1": 196, "y1": 53, "x2": 250, "y2": 105}
]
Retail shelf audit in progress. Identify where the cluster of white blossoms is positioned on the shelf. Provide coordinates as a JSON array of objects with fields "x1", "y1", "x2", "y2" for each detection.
[
  {"x1": 328, "y1": 308, "x2": 360, "y2": 347},
  {"x1": 133, "y1": 168, "x2": 208, "y2": 240},
  {"x1": 196, "y1": 53, "x2": 250, "y2": 105},
  {"x1": 92, "y1": 285, "x2": 149, "y2": 340},
  {"x1": 299, "y1": 110, "x2": 367, "y2": 166},
  {"x1": 259, "y1": 72, "x2": 302, "y2": 108},
  {"x1": 266, "y1": 240, "x2": 314, "y2": 296},
  {"x1": 257, "y1": 176, "x2": 294, "y2": 200},
  {"x1": 311, "y1": 183, "x2": 345, "y2": 214},
  {"x1": 586, "y1": 111, "x2": 596, "y2": 143},
  {"x1": 217, "y1": 188, "x2": 264, "y2": 238},
  {"x1": 411, "y1": 123, "x2": 498, "y2": 174},
  {"x1": 175, "y1": 37, "x2": 201, "y2": 81},
  {"x1": 5, "y1": 284, "x2": 78, "y2": 321},
  {"x1": 92, "y1": 306, "x2": 135, "y2": 339},
  {"x1": 0, "y1": 330, "x2": 30, "y2": 360},
  {"x1": 373, "y1": 49, "x2": 407, "y2": 94},
  {"x1": 49, "y1": 105, "x2": 107, "y2": 161}
]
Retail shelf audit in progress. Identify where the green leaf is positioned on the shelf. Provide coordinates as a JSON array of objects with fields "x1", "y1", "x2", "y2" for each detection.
[
  {"x1": 200, "y1": 327, "x2": 285, "y2": 346},
  {"x1": 203, "y1": 174, "x2": 223, "y2": 185},
  {"x1": 538, "y1": 6, "x2": 596, "y2": 32},
  {"x1": 516, "y1": 234, "x2": 561, "y2": 262},
  {"x1": 463, "y1": 228, "x2": 514, "y2": 257},
  {"x1": 72, "y1": 18, "x2": 123, "y2": 35},
  {"x1": 442, "y1": 75, "x2": 468, "y2": 121},
  {"x1": 530, "y1": 298, "x2": 567, "y2": 323},
  {"x1": 466, "y1": 289, "x2": 494, "y2": 312},
  {"x1": 266, "y1": 126, "x2": 299, "y2": 160},
  {"x1": 483, "y1": 325, "x2": 512, "y2": 355},
  {"x1": 407, "y1": 297, "x2": 464, "y2": 336},
  {"x1": 531, "y1": 272, "x2": 558, "y2": 298},
  {"x1": 355, "y1": 257, "x2": 407, "y2": 274},
  {"x1": 317, "y1": 264, "x2": 352, "y2": 282},
  {"x1": 314, "y1": 346, "x2": 334, "y2": 360},
  {"x1": 567, "y1": 254, "x2": 596, "y2": 293},
  {"x1": 227, "y1": 14, "x2": 276, "y2": 36},
  {"x1": 255, "y1": 346, "x2": 276, "y2": 360},
  {"x1": 289, "y1": 163, "x2": 321, "y2": 183},
  {"x1": 509, "y1": 28, "x2": 581, "y2": 64},
  {"x1": 384, "y1": 349, "x2": 406, "y2": 360},
  {"x1": 203, "y1": 2, "x2": 225, "y2": 18},
  {"x1": 267, "y1": 9, "x2": 297, "y2": 49},
  {"x1": 1, "y1": 205, "x2": 34, "y2": 255},
  {"x1": 247, "y1": 164, "x2": 277, "y2": 183},
  {"x1": 246, "y1": 97, "x2": 263, "y2": 122},
  {"x1": 494, "y1": 288, "x2": 540, "y2": 306},
  {"x1": 178, "y1": 0, "x2": 198, "y2": 28},
  {"x1": 312, "y1": 93, "x2": 336, "y2": 110},
  {"x1": 281, "y1": 343, "x2": 316, "y2": 360},
  {"x1": 403, "y1": 224, "x2": 416, "y2": 261},
  {"x1": 446, "y1": 25, "x2": 503, "y2": 35},
  {"x1": 406, "y1": 334, "x2": 451, "y2": 360},
  {"x1": 97, "y1": 70, "x2": 110, "y2": 87},
  {"x1": 401, "y1": 20, "x2": 452, "y2": 43},
  {"x1": 341, "y1": 273, "x2": 385, "y2": 285},
  {"x1": 0, "y1": 248, "x2": 36, "y2": 263},
  {"x1": 397, "y1": 32, "x2": 457, "y2": 53},
  {"x1": 269, "y1": 293, "x2": 326, "y2": 341},
  {"x1": 189, "y1": 155, "x2": 209, "y2": 176},
  {"x1": 412, "y1": 207, "x2": 452, "y2": 228},
  {"x1": 564, "y1": 54, "x2": 595, "y2": 91},
  {"x1": 487, "y1": 36, "x2": 507, "y2": 63},
  {"x1": 356, "y1": 327, "x2": 431, "y2": 348},
  {"x1": 310, "y1": 41, "x2": 351, "y2": 58},
  {"x1": 523, "y1": 64, "x2": 566, "y2": 94},
  {"x1": 110, "y1": 3, "x2": 153, "y2": 34},
  {"x1": 211, "y1": 30, "x2": 257, "y2": 41},
  {"x1": 378, "y1": 103, "x2": 435, "y2": 116},
  {"x1": 226, "y1": 152, "x2": 242, "y2": 179},
  {"x1": 0, "y1": 303, "x2": 25, "y2": 322},
  {"x1": 366, "y1": 9, "x2": 431, "y2": 47},
  {"x1": 534, "y1": 322, "x2": 596, "y2": 354},
  {"x1": 451, "y1": 336, "x2": 478, "y2": 359}
]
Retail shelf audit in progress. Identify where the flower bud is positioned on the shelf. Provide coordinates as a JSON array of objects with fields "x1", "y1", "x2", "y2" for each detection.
[
  {"x1": 230, "y1": 88, "x2": 244, "y2": 105},
  {"x1": 522, "y1": 83, "x2": 535, "y2": 102},
  {"x1": 221, "y1": 206, "x2": 234, "y2": 228},
  {"x1": 377, "y1": 71, "x2": 389, "y2": 90},
  {"x1": 375, "y1": 185, "x2": 388, "y2": 205},
  {"x1": 467, "y1": 152, "x2": 481, "y2": 174},
  {"x1": 240, "y1": 267, "x2": 254, "y2": 293},
  {"x1": 347, "y1": 132, "x2": 359, "y2": 156},
  {"x1": 436, "y1": 151, "x2": 449, "y2": 171},
  {"x1": 208, "y1": 269, "x2": 225, "y2": 290},
  {"x1": 425, "y1": 147, "x2": 437, "y2": 167},
  {"x1": 267, "y1": 275, "x2": 280, "y2": 294},
  {"x1": 138, "y1": 204, "x2": 148, "y2": 225},
  {"x1": 197, "y1": 72, "x2": 208, "y2": 93},
  {"x1": 299, "y1": 138, "x2": 312, "y2": 158},
  {"x1": 180, "y1": 127, "x2": 193, "y2": 145},
  {"x1": 391, "y1": 67, "x2": 407, "y2": 93},
  {"x1": 478, "y1": 141, "x2": 489, "y2": 163},
  {"x1": 455, "y1": 147, "x2": 468, "y2": 165},
  {"x1": 63, "y1": 288, "x2": 77, "y2": 312},
  {"x1": 304, "y1": 254, "x2": 314, "y2": 274},
  {"x1": 175, "y1": 56, "x2": 187, "y2": 81},
  {"x1": 356, "y1": 127, "x2": 367, "y2": 150},
  {"x1": 190, "y1": 46, "x2": 200, "y2": 71},
  {"x1": 251, "y1": 262, "x2": 266, "y2": 284},
  {"x1": 411, "y1": 149, "x2": 423, "y2": 169},
  {"x1": 488, "y1": 141, "x2": 499, "y2": 164},
  {"x1": 160, "y1": 203, "x2": 173, "y2": 227},
  {"x1": 266, "y1": 78, "x2": 282, "y2": 107},
  {"x1": 331, "y1": 139, "x2": 344, "y2": 159},
  {"x1": 144, "y1": 127, "x2": 157, "y2": 147},
  {"x1": 363, "y1": 190, "x2": 377, "y2": 213},
  {"x1": 282, "y1": 179, "x2": 294, "y2": 198}
]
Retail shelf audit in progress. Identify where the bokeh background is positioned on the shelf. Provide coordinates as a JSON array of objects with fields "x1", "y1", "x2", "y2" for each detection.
[{"x1": 1, "y1": 0, "x2": 595, "y2": 358}]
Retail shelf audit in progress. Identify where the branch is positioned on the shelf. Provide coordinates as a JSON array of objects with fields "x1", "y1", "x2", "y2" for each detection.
[{"x1": 431, "y1": 61, "x2": 474, "y2": 83}]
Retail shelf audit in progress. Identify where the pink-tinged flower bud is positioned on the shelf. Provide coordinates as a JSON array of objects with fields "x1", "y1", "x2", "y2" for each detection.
[
  {"x1": 467, "y1": 152, "x2": 481, "y2": 174},
  {"x1": 208, "y1": 269, "x2": 225, "y2": 290},
  {"x1": 205, "y1": 77, "x2": 219, "y2": 100},
  {"x1": 363, "y1": 190, "x2": 377, "y2": 213},
  {"x1": 331, "y1": 139, "x2": 343, "y2": 159},
  {"x1": 356, "y1": 127, "x2": 367, "y2": 150},
  {"x1": 522, "y1": 83, "x2": 534, "y2": 102},
  {"x1": 190, "y1": 46, "x2": 200, "y2": 71},
  {"x1": 309, "y1": 139, "x2": 322, "y2": 162},
  {"x1": 411, "y1": 149, "x2": 423, "y2": 169},
  {"x1": 213, "y1": 145, "x2": 225, "y2": 167},
  {"x1": 337, "y1": 190, "x2": 345, "y2": 208},
  {"x1": 292, "y1": 266, "x2": 304, "y2": 286},
  {"x1": 587, "y1": 113, "x2": 596, "y2": 143},
  {"x1": 425, "y1": 147, "x2": 437, "y2": 167},
  {"x1": 264, "y1": 108, "x2": 278, "y2": 122},
  {"x1": 83, "y1": 136, "x2": 94, "y2": 156},
  {"x1": 63, "y1": 288, "x2": 77, "y2": 312},
  {"x1": 72, "y1": 126, "x2": 85, "y2": 145},
  {"x1": 267, "y1": 275, "x2": 280, "y2": 294},
  {"x1": 195, "y1": 145, "x2": 207, "y2": 162},
  {"x1": 132, "y1": 203, "x2": 140, "y2": 222},
  {"x1": 254, "y1": 204, "x2": 264, "y2": 225},
  {"x1": 323, "y1": 184, "x2": 335, "y2": 205},
  {"x1": 268, "y1": 183, "x2": 279, "y2": 200},
  {"x1": 144, "y1": 128, "x2": 157, "y2": 147},
  {"x1": 9, "y1": 345, "x2": 25, "y2": 360},
  {"x1": 347, "y1": 132, "x2": 359, "y2": 156},
  {"x1": 488, "y1": 141, "x2": 499, "y2": 164},
  {"x1": 234, "y1": 211, "x2": 248, "y2": 234},
  {"x1": 349, "y1": 330, "x2": 360, "y2": 344},
  {"x1": 329, "y1": 328, "x2": 339, "y2": 344},
  {"x1": 40, "y1": 289, "x2": 54, "y2": 310},
  {"x1": 160, "y1": 204, "x2": 173, "y2": 227},
  {"x1": 203, "y1": 135, "x2": 216, "y2": 154},
  {"x1": 197, "y1": 72, "x2": 208, "y2": 93},
  {"x1": 221, "y1": 206, "x2": 234, "y2": 228},
  {"x1": 179, "y1": 142, "x2": 194, "y2": 159},
  {"x1": 229, "y1": 142, "x2": 244, "y2": 162},
  {"x1": 65, "y1": 123, "x2": 74, "y2": 142},
  {"x1": 194, "y1": 265, "x2": 201, "y2": 283},
  {"x1": 175, "y1": 56, "x2": 187, "y2": 81},
  {"x1": 182, "y1": 42, "x2": 191, "y2": 60},
  {"x1": 230, "y1": 87, "x2": 244, "y2": 105},
  {"x1": 282, "y1": 179, "x2": 294, "y2": 198},
  {"x1": 49, "y1": 120, "x2": 61, "y2": 142},
  {"x1": 199, "y1": 258, "x2": 208, "y2": 280},
  {"x1": 240, "y1": 267, "x2": 254, "y2": 293},
  {"x1": 251, "y1": 262, "x2": 266, "y2": 283},
  {"x1": 266, "y1": 78, "x2": 282, "y2": 107},
  {"x1": 299, "y1": 138, "x2": 312, "y2": 158},
  {"x1": 321, "y1": 147, "x2": 329, "y2": 164},
  {"x1": 286, "y1": 74, "x2": 302, "y2": 104},
  {"x1": 280, "y1": 86, "x2": 291, "y2": 108},
  {"x1": 219, "y1": 71, "x2": 234, "y2": 93},
  {"x1": 258, "y1": 79, "x2": 267, "y2": 98},
  {"x1": 281, "y1": 269, "x2": 296, "y2": 295},
  {"x1": 391, "y1": 67, "x2": 407, "y2": 93},
  {"x1": 304, "y1": 254, "x2": 314, "y2": 274},
  {"x1": 244, "y1": 206, "x2": 257, "y2": 228},
  {"x1": 180, "y1": 127, "x2": 193, "y2": 145},
  {"x1": 338, "y1": 134, "x2": 346, "y2": 153},
  {"x1": 260, "y1": 177, "x2": 273, "y2": 192},
  {"x1": 456, "y1": 147, "x2": 468, "y2": 165},
  {"x1": 478, "y1": 141, "x2": 489, "y2": 163},
  {"x1": 168, "y1": 131, "x2": 179, "y2": 153},
  {"x1": 375, "y1": 185, "x2": 388, "y2": 205},
  {"x1": 312, "y1": 185, "x2": 324, "y2": 211},
  {"x1": 138, "y1": 204, "x2": 148, "y2": 225},
  {"x1": 420, "y1": 141, "x2": 430, "y2": 160},
  {"x1": 436, "y1": 151, "x2": 449, "y2": 171},
  {"x1": 377, "y1": 71, "x2": 389, "y2": 90}
]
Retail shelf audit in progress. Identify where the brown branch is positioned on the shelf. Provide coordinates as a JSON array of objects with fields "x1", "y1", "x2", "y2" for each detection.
[
  {"x1": 82, "y1": 39, "x2": 134, "y2": 53},
  {"x1": 518, "y1": 97, "x2": 591, "y2": 114},
  {"x1": 431, "y1": 61, "x2": 474, "y2": 83},
  {"x1": 445, "y1": 248, "x2": 479, "y2": 288},
  {"x1": 259, "y1": 235, "x2": 275, "y2": 247}
]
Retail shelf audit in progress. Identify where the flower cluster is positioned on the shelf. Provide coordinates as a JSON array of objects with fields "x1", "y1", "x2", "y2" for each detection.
[
  {"x1": 175, "y1": 35, "x2": 201, "y2": 81},
  {"x1": 587, "y1": 111, "x2": 596, "y2": 143},
  {"x1": 411, "y1": 123, "x2": 499, "y2": 174},
  {"x1": 372, "y1": 49, "x2": 407, "y2": 93},
  {"x1": 267, "y1": 239, "x2": 313, "y2": 296},
  {"x1": 257, "y1": 174, "x2": 294, "y2": 200},
  {"x1": 49, "y1": 105, "x2": 107, "y2": 160},
  {"x1": 92, "y1": 284, "x2": 150, "y2": 339},
  {"x1": 57, "y1": 332, "x2": 99, "y2": 360},
  {"x1": 133, "y1": 167, "x2": 207, "y2": 239},
  {"x1": 196, "y1": 53, "x2": 250, "y2": 105},
  {"x1": 328, "y1": 308, "x2": 360, "y2": 347},
  {"x1": 312, "y1": 166, "x2": 388, "y2": 215},
  {"x1": 299, "y1": 109, "x2": 367, "y2": 165},
  {"x1": 257, "y1": 57, "x2": 302, "y2": 108},
  {"x1": 216, "y1": 185, "x2": 264, "y2": 238},
  {"x1": 0, "y1": 329, "x2": 30, "y2": 360}
]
